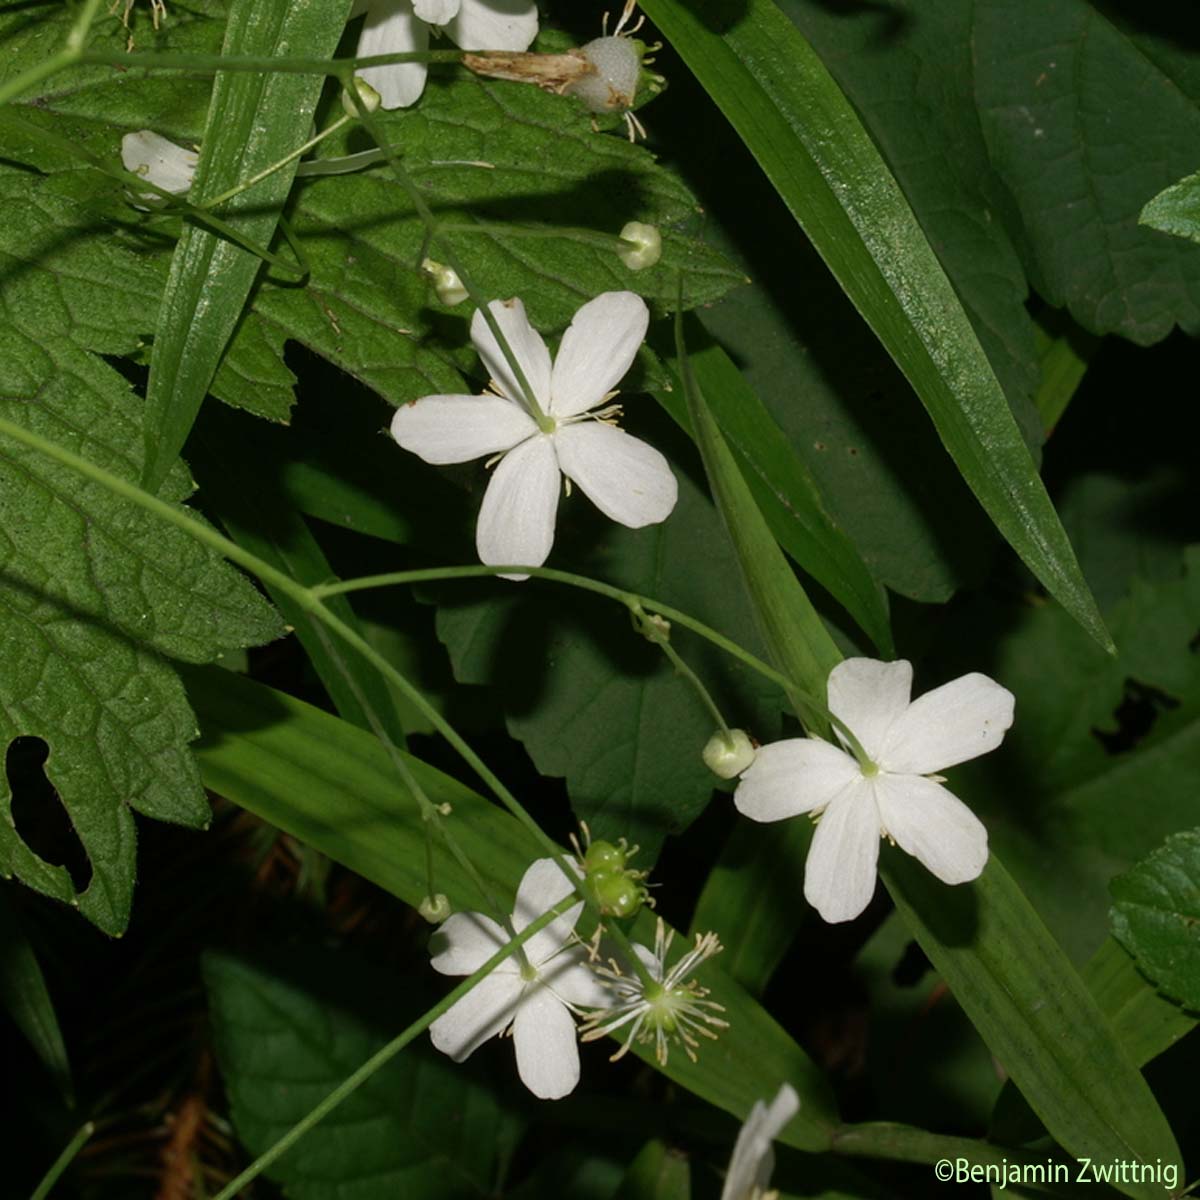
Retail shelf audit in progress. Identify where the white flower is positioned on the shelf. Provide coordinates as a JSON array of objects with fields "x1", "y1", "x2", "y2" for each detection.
[
  {"x1": 428, "y1": 857, "x2": 609, "y2": 1099},
  {"x1": 120, "y1": 130, "x2": 197, "y2": 196},
  {"x1": 352, "y1": 0, "x2": 538, "y2": 110},
  {"x1": 720, "y1": 1084, "x2": 800, "y2": 1200},
  {"x1": 580, "y1": 917, "x2": 727, "y2": 1065},
  {"x1": 390, "y1": 292, "x2": 677, "y2": 578},
  {"x1": 734, "y1": 658, "x2": 1014, "y2": 924}
]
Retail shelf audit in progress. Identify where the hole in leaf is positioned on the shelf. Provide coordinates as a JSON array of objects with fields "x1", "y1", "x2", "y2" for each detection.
[
  {"x1": 891, "y1": 939, "x2": 931, "y2": 987},
  {"x1": 7, "y1": 736, "x2": 92, "y2": 893},
  {"x1": 1092, "y1": 679, "x2": 1180, "y2": 755}
]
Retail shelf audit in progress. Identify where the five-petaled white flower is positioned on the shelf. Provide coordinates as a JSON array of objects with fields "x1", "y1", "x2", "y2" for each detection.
[
  {"x1": 390, "y1": 292, "x2": 677, "y2": 578},
  {"x1": 720, "y1": 1083, "x2": 800, "y2": 1200},
  {"x1": 352, "y1": 0, "x2": 538, "y2": 110},
  {"x1": 428, "y1": 857, "x2": 609, "y2": 1099},
  {"x1": 120, "y1": 130, "x2": 197, "y2": 197},
  {"x1": 734, "y1": 658, "x2": 1014, "y2": 924}
]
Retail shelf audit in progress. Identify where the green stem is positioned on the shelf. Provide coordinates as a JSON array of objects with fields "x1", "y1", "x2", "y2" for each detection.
[
  {"x1": 200, "y1": 112, "x2": 353, "y2": 210},
  {"x1": 638, "y1": 612, "x2": 731, "y2": 738},
  {"x1": 209, "y1": 897, "x2": 576, "y2": 1200},
  {"x1": 77, "y1": 48, "x2": 467, "y2": 75},
  {"x1": 346, "y1": 86, "x2": 555, "y2": 432},
  {"x1": 310, "y1": 565, "x2": 872, "y2": 764},
  {"x1": 30, "y1": 1122, "x2": 95, "y2": 1200},
  {"x1": 437, "y1": 220, "x2": 636, "y2": 253}
]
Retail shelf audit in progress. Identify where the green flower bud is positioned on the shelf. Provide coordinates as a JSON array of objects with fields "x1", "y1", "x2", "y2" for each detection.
[
  {"x1": 342, "y1": 77, "x2": 382, "y2": 118},
  {"x1": 418, "y1": 892, "x2": 451, "y2": 923},
  {"x1": 618, "y1": 221, "x2": 662, "y2": 271}
]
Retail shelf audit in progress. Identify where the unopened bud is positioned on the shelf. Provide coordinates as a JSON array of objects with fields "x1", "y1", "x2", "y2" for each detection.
[
  {"x1": 421, "y1": 257, "x2": 469, "y2": 306},
  {"x1": 566, "y1": 35, "x2": 642, "y2": 113},
  {"x1": 418, "y1": 893, "x2": 452, "y2": 923},
  {"x1": 343, "y1": 77, "x2": 382, "y2": 118},
  {"x1": 618, "y1": 221, "x2": 661, "y2": 271},
  {"x1": 702, "y1": 729, "x2": 756, "y2": 779}
]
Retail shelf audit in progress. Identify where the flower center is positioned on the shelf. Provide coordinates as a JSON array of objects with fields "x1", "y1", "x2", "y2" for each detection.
[
  {"x1": 519, "y1": 961, "x2": 540, "y2": 983},
  {"x1": 859, "y1": 759, "x2": 881, "y2": 779}
]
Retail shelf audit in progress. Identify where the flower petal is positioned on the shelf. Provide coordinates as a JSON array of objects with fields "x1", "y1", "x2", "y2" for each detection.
[
  {"x1": 553, "y1": 422, "x2": 677, "y2": 529},
  {"x1": 356, "y1": 0, "x2": 429, "y2": 110},
  {"x1": 879, "y1": 673, "x2": 1015, "y2": 774},
  {"x1": 542, "y1": 948, "x2": 611, "y2": 1009},
  {"x1": 412, "y1": 0, "x2": 459, "y2": 24},
  {"x1": 549, "y1": 291, "x2": 649, "y2": 418},
  {"x1": 471, "y1": 298, "x2": 552, "y2": 410},
  {"x1": 512, "y1": 985, "x2": 581, "y2": 1099},
  {"x1": 445, "y1": 0, "x2": 539, "y2": 51},
  {"x1": 390, "y1": 394, "x2": 536, "y2": 464},
  {"x1": 827, "y1": 658, "x2": 912, "y2": 762},
  {"x1": 720, "y1": 1084, "x2": 800, "y2": 1200},
  {"x1": 512, "y1": 857, "x2": 583, "y2": 968},
  {"x1": 475, "y1": 434, "x2": 560, "y2": 579},
  {"x1": 429, "y1": 972, "x2": 522, "y2": 1061},
  {"x1": 120, "y1": 130, "x2": 198, "y2": 194},
  {"x1": 429, "y1": 910, "x2": 514, "y2": 975},
  {"x1": 873, "y1": 774, "x2": 988, "y2": 885},
  {"x1": 733, "y1": 738, "x2": 861, "y2": 823},
  {"x1": 803, "y1": 783, "x2": 881, "y2": 923}
]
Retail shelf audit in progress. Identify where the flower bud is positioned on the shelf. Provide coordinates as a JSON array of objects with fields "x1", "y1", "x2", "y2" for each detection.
[
  {"x1": 618, "y1": 221, "x2": 661, "y2": 271},
  {"x1": 342, "y1": 77, "x2": 382, "y2": 118},
  {"x1": 565, "y1": 35, "x2": 643, "y2": 114},
  {"x1": 421, "y1": 258, "x2": 469, "y2": 306},
  {"x1": 702, "y1": 729, "x2": 756, "y2": 779},
  {"x1": 418, "y1": 892, "x2": 452, "y2": 923}
]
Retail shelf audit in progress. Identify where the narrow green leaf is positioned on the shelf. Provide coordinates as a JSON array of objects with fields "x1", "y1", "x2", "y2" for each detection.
[
  {"x1": 189, "y1": 406, "x2": 410, "y2": 745},
  {"x1": 615, "y1": 1141, "x2": 691, "y2": 1200},
  {"x1": 883, "y1": 854, "x2": 1181, "y2": 1198},
  {"x1": 1141, "y1": 168, "x2": 1200, "y2": 247},
  {"x1": 674, "y1": 315, "x2": 841, "y2": 729},
  {"x1": 0, "y1": 885, "x2": 72, "y2": 1103},
  {"x1": 657, "y1": 324, "x2": 893, "y2": 655},
  {"x1": 142, "y1": 0, "x2": 349, "y2": 488},
  {"x1": 1110, "y1": 829, "x2": 1200, "y2": 1011},
  {"x1": 690, "y1": 820, "x2": 810, "y2": 996},
  {"x1": 1032, "y1": 309, "x2": 1097, "y2": 435},
  {"x1": 184, "y1": 665, "x2": 840, "y2": 1151},
  {"x1": 641, "y1": 0, "x2": 1110, "y2": 651}
]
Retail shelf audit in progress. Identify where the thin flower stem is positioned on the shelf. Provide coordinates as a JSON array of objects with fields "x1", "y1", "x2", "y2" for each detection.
[
  {"x1": 309, "y1": 565, "x2": 874, "y2": 764},
  {"x1": 0, "y1": 0, "x2": 102, "y2": 107},
  {"x1": 436, "y1": 220, "x2": 639, "y2": 254},
  {"x1": 76, "y1": 48, "x2": 467, "y2": 75},
  {"x1": 30, "y1": 1122, "x2": 95, "y2": 1200},
  {"x1": 199, "y1": 112, "x2": 353, "y2": 210},
  {"x1": 345, "y1": 86, "x2": 556, "y2": 433},
  {"x1": 208, "y1": 897, "x2": 576, "y2": 1200},
  {"x1": 641, "y1": 617, "x2": 731, "y2": 739}
]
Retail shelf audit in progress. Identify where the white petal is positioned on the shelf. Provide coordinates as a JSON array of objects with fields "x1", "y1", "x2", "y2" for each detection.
[
  {"x1": 471, "y1": 299, "x2": 552, "y2": 411},
  {"x1": 803, "y1": 783, "x2": 881, "y2": 924},
  {"x1": 512, "y1": 857, "x2": 583, "y2": 968},
  {"x1": 879, "y1": 673, "x2": 1015, "y2": 774},
  {"x1": 541, "y1": 948, "x2": 612, "y2": 1009},
  {"x1": 827, "y1": 658, "x2": 912, "y2": 762},
  {"x1": 720, "y1": 1084, "x2": 800, "y2": 1200},
  {"x1": 356, "y1": 0, "x2": 428, "y2": 110},
  {"x1": 512, "y1": 985, "x2": 581, "y2": 1099},
  {"x1": 475, "y1": 434, "x2": 560, "y2": 579},
  {"x1": 412, "y1": 0, "x2": 459, "y2": 24},
  {"x1": 553, "y1": 422, "x2": 677, "y2": 528},
  {"x1": 120, "y1": 130, "x2": 197, "y2": 195},
  {"x1": 429, "y1": 972, "x2": 523, "y2": 1061},
  {"x1": 873, "y1": 774, "x2": 988, "y2": 885},
  {"x1": 429, "y1": 910, "x2": 514, "y2": 975},
  {"x1": 733, "y1": 738, "x2": 861, "y2": 823},
  {"x1": 390, "y1": 394, "x2": 536, "y2": 464},
  {"x1": 445, "y1": 0, "x2": 539, "y2": 51},
  {"x1": 549, "y1": 291, "x2": 649, "y2": 418}
]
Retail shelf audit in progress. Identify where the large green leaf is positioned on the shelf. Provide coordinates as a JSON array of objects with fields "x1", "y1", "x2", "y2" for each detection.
[
  {"x1": 639, "y1": 0, "x2": 1107, "y2": 649},
  {"x1": 185, "y1": 664, "x2": 840, "y2": 1152},
  {"x1": 0, "y1": 327, "x2": 281, "y2": 933},
  {"x1": 1110, "y1": 830, "x2": 1200, "y2": 1012},
  {"x1": 973, "y1": 0, "x2": 1200, "y2": 343},
  {"x1": 432, "y1": 422, "x2": 787, "y2": 861},
  {"x1": 142, "y1": 0, "x2": 351, "y2": 488},
  {"x1": 205, "y1": 948, "x2": 524, "y2": 1199}
]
